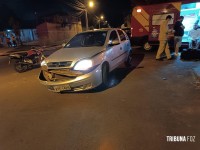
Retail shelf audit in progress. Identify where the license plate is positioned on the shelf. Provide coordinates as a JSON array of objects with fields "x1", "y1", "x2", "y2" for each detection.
[{"x1": 51, "y1": 84, "x2": 71, "y2": 92}]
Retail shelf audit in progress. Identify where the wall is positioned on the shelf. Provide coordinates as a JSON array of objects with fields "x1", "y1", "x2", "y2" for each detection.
[
  {"x1": 36, "y1": 22, "x2": 82, "y2": 46},
  {"x1": 20, "y1": 29, "x2": 38, "y2": 42}
]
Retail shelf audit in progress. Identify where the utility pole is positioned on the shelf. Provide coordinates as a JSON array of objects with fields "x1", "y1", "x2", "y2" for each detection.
[
  {"x1": 85, "y1": 10, "x2": 88, "y2": 31},
  {"x1": 99, "y1": 19, "x2": 100, "y2": 29}
]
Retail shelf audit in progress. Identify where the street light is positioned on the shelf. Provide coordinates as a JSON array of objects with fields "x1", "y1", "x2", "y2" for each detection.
[
  {"x1": 88, "y1": 1, "x2": 94, "y2": 8},
  {"x1": 98, "y1": 15, "x2": 104, "y2": 29},
  {"x1": 66, "y1": 0, "x2": 95, "y2": 31},
  {"x1": 85, "y1": 10, "x2": 88, "y2": 30},
  {"x1": 85, "y1": 1, "x2": 94, "y2": 30}
]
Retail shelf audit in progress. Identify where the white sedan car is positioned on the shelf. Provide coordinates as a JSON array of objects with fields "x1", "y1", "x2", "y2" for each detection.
[{"x1": 39, "y1": 28, "x2": 132, "y2": 92}]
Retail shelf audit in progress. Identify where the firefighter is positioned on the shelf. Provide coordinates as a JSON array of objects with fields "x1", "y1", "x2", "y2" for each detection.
[{"x1": 156, "y1": 15, "x2": 174, "y2": 61}]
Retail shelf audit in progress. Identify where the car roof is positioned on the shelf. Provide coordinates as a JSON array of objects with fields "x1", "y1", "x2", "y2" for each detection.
[
  {"x1": 81, "y1": 28, "x2": 121, "y2": 33},
  {"x1": 121, "y1": 27, "x2": 131, "y2": 30}
]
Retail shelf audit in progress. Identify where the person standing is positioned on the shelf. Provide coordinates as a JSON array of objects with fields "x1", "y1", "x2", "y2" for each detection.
[
  {"x1": 156, "y1": 15, "x2": 173, "y2": 60},
  {"x1": 188, "y1": 24, "x2": 200, "y2": 49},
  {"x1": 174, "y1": 16, "x2": 185, "y2": 56},
  {"x1": 6, "y1": 37, "x2": 12, "y2": 47},
  {"x1": 11, "y1": 34, "x2": 17, "y2": 47},
  {"x1": 0, "y1": 38, "x2": 2, "y2": 47}
]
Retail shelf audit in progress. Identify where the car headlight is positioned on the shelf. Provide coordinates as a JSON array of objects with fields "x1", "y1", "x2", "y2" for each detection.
[
  {"x1": 73, "y1": 59, "x2": 93, "y2": 71},
  {"x1": 41, "y1": 60, "x2": 47, "y2": 66}
]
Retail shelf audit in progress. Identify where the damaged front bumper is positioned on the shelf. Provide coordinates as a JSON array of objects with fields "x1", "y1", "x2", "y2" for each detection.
[{"x1": 38, "y1": 65, "x2": 102, "y2": 92}]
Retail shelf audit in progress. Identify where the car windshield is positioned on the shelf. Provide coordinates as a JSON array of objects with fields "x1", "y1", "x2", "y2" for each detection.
[{"x1": 65, "y1": 31, "x2": 107, "y2": 48}]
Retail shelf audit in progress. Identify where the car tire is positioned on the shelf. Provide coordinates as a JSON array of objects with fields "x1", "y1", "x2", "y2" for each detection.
[
  {"x1": 125, "y1": 50, "x2": 133, "y2": 67},
  {"x1": 101, "y1": 63, "x2": 109, "y2": 88}
]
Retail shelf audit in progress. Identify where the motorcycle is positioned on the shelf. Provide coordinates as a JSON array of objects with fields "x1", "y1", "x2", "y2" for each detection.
[{"x1": 9, "y1": 47, "x2": 45, "y2": 73}]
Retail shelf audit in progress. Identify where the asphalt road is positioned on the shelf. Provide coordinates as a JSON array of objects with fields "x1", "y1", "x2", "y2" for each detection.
[{"x1": 0, "y1": 50, "x2": 200, "y2": 150}]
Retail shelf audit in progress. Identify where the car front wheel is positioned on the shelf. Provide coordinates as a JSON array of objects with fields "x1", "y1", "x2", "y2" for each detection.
[
  {"x1": 125, "y1": 50, "x2": 133, "y2": 67},
  {"x1": 101, "y1": 63, "x2": 109, "y2": 88}
]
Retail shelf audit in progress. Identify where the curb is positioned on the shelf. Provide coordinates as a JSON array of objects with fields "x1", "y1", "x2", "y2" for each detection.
[{"x1": 0, "y1": 45, "x2": 62, "y2": 56}]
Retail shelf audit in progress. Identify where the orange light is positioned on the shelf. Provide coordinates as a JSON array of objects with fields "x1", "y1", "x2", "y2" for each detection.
[
  {"x1": 162, "y1": 8, "x2": 168, "y2": 13},
  {"x1": 137, "y1": 9, "x2": 142, "y2": 13},
  {"x1": 88, "y1": 1, "x2": 94, "y2": 8}
]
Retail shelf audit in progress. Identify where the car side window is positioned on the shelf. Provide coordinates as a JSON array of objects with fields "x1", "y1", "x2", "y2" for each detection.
[
  {"x1": 109, "y1": 31, "x2": 119, "y2": 42},
  {"x1": 117, "y1": 30, "x2": 126, "y2": 41}
]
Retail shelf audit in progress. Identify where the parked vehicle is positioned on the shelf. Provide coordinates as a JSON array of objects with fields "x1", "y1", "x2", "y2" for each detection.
[
  {"x1": 39, "y1": 28, "x2": 133, "y2": 92},
  {"x1": 131, "y1": 0, "x2": 199, "y2": 50},
  {"x1": 9, "y1": 47, "x2": 45, "y2": 73}
]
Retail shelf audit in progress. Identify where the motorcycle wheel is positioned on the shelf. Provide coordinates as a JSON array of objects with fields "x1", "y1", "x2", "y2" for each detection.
[{"x1": 14, "y1": 63, "x2": 28, "y2": 73}]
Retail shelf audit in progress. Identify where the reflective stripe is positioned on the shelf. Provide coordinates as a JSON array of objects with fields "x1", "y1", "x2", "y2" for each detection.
[
  {"x1": 133, "y1": 7, "x2": 149, "y2": 32},
  {"x1": 172, "y1": 2, "x2": 181, "y2": 11}
]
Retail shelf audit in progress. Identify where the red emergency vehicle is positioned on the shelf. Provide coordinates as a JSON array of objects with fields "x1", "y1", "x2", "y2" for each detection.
[{"x1": 131, "y1": 0, "x2": 200, "y2": 50}]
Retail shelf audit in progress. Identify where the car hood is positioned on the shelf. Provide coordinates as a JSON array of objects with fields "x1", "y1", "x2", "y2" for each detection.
[{"x1": 46, "y1": 46, "x2": 104, "y2": 63}]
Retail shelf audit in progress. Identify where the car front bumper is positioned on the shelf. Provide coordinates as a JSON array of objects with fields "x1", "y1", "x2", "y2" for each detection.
[{"x1": 38, "y1": 65, "x2": 102, "y2": 92}]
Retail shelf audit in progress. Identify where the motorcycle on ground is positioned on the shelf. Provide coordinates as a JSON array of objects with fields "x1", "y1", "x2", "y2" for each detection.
[{"x1": 9, "y1": 47, "x2": 45, "y2": 73}]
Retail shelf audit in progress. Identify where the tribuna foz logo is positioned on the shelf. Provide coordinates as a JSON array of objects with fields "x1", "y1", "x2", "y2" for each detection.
[{"x1": 166, "y1": 136, "x2": 196, "y2": 142}]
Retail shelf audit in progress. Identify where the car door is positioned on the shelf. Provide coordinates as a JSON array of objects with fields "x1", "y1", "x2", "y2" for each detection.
[
  {"x1": 117, "y1": 29, "x2": 130, "y2": 62},
  {"x1": 107, "y1": 30, "x2": 121, "y2": 71}
]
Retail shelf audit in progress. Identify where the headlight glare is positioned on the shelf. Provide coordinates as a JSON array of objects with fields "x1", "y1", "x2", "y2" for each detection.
[
  {"x1": 74, "y1": 59, "x2": 93, "y2": 71},
  {"x1": 41, "y1": 60, "x2": 47, "y2": 66}
]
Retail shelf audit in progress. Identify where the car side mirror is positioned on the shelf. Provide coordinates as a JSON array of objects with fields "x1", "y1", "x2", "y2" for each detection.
[{"x1": 108, "y1": 40, "x2": 120, "y2": 47}]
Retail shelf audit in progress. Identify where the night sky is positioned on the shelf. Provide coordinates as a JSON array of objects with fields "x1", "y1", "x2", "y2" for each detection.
[
  {"x1": 0, "y1": 0, "x2": 176, "y2": 29},
  {"x1": 99, "y1": 0, "x2": 132, "y2": 27},
  {"x1": 0, "y1": 0, "x2": 132, "y2": 29}
]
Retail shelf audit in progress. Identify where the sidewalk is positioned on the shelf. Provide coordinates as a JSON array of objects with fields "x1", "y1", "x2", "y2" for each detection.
[
  {"x1": 133, "y1": 48, "x2": 200, "y2": 83},
  {"x1": 0, "y1": 47, "x2": 13, "y2": 56},
  {"x1": 0, "y1": 44, "x2": 62, "y2": 56}
]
